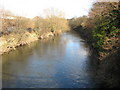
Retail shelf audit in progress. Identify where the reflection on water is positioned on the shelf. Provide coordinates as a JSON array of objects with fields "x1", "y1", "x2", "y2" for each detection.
[{"x1": 2, "y1": 31, "x2": 98, "y2": 88}]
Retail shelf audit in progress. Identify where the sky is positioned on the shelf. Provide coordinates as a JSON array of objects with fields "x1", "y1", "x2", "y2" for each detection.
[{"x1": 0, "y1": 0, "x2": 97, "y2": 19}]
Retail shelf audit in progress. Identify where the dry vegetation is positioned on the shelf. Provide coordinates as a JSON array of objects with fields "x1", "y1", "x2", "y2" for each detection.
[{"x1": 0, "y1": 8, "x2": 70, "y2": 54}]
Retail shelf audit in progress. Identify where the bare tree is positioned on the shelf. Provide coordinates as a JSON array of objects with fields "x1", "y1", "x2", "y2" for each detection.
[{"x1": 43, "y1": 8, "x2": 65, "y2": 18}]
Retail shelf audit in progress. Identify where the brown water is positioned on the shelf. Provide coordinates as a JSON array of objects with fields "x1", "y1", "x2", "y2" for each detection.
[{"x1": 2, "y1": 31, "x2": 99, "y2": 88}]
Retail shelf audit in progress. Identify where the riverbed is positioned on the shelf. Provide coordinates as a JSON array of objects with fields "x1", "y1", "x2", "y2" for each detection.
[{"x1": 2, "y1": 31, "x2": 99, "y2": 88}]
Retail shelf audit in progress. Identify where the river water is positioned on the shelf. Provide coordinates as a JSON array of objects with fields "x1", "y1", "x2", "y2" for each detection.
[{"x1": 2, "y1": 31, "x2": 99, "y2": 88}]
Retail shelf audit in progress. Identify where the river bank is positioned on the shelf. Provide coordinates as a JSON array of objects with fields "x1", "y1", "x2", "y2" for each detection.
[
  {"x1": 0, "y1": 30, "x2": 65, "y2": 55},
  {"x1": 73, "y1": 28, "x2": 120, "y2": 88}
]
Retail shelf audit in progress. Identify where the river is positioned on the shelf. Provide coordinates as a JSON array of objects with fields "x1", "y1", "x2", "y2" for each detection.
[{"x1": 2, "y1": 31, "x2": 99, "y2": 88}]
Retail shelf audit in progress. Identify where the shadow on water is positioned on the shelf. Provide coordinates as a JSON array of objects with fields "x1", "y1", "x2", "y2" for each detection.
[{"x1": 2, "y1": 31, "x2": 101, "y2": 88}]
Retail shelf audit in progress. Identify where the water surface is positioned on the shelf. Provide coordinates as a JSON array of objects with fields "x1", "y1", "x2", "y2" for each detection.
[{"x1": 2, "y1": 31, "x2": 98, "y2": 88}]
